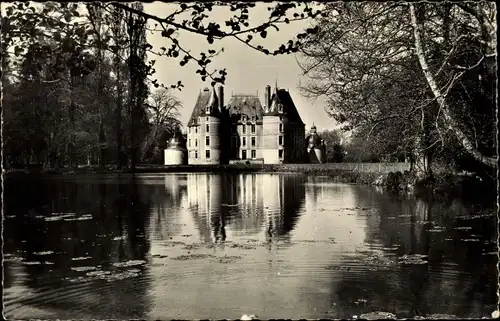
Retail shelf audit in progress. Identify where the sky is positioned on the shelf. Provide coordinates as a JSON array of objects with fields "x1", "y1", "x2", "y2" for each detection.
[{"x1": 142, "y1": 2, "x2": 335, "y2": 132}]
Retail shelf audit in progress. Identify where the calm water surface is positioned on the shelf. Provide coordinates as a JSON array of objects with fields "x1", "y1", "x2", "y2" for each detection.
[{"x1": 3, "y1": 173, "x2": 497, "y2": 320}]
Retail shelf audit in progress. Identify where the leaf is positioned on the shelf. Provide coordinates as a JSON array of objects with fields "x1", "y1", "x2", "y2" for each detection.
[
  {"x1": 161, "y1": 28, "x2": 175, "y2": 37},
  {"x1": 14, "y1": 46, "x2": 23, "y2": 57},
  {"x1": 260, "y1": 30, "x2": 267, "y2": 38}
]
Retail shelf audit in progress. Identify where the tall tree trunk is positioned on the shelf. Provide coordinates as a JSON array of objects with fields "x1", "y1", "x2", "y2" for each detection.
[
  {"x1": 409, "y1": 4, "x2": 497, "y2": 169},
  {"x1": 68, "y1": 73, "x2": 77, "y2": 169},
  {"x1": 89, "y1": 4, "x2": 107, "y2": 167},
  {"x1": 129, "y1": 54, "x2": 138, "y2": 170},
  {"x1": 111, "y1": 6, "x2": 125, "y2": 169},
  {"x1": 115, "y1": 63, "x2": 124, "y2": 168}
]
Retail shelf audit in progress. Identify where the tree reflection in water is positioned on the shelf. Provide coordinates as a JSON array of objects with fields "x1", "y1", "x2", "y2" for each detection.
[
  {"x1": 330, "y1": 186, "x2": 497, "y2": 318},
  {"x1": 3, "y1": 175, "x2": 153, "y2": 320}
]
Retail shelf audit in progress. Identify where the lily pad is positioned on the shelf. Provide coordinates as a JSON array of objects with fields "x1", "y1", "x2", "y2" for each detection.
[
  {"x1": 72, "y1": 256, "x2": 92, "y2": 261},
  {"x1": 111, "y1": 260, "x2": 146, "y2": 268},
  {"x1": 425, "y1": 314, "x2": 457, "y2": 319},
  {"x1": 360, "y1": 311, "x2": 397, "y2": 320},
  {"x1": 454, "y1": 226, "x2": 472, "y2": 231},
  {"x1": 229, "y1": 243, "x2": 257, "y2": 250},
  {"x1": 71, "y1": 266, "x2": 97, "y2": 272},
  {"x1": 211, "y1": 255, "x2": 242, "y2": 264},
  {"x1": 163, "y1": 241, "x2": 186, "y2": 247},
  {"x1": 398, "y1": 254, "x2": 428, "y2": 265},
  {"x1": 86, "y1": 270, "x2": 111, "y2": 277},
  {"x1": 172, "y1": 254, "x2": 214, "y2": 260},
  {"x1": 34, "y1": 250, "x2": 54, "y2": 255},
  {"x1": 64, "y1": 214, "x2": 92, "y2": 221}
]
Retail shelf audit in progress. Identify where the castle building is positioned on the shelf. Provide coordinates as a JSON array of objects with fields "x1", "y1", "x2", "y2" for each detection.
[
  {"x1": 305, "y1": 124, "x2": 326, "y2": 163},
  {"x1": 186, "y1": 84, "x2": 306, "y2": 165}
]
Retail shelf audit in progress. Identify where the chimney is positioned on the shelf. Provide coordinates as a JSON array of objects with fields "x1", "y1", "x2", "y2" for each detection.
[
  {"x1": 218, "y1": 85, "x2": 224, "y2": 110},
  {"x1": 265, "y1": 85, "x2": 271, "y2": 109}
]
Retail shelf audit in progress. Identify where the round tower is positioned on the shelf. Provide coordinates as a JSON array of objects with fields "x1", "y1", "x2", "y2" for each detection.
[
  {"x1": 262, "y1": 85, "x2": 285, "y2": 164},
  {"x1": 164, "y1": 133, "x2": 188, "y2": 165},
  {"x1": 203, "y1": 114, "x2": 221, "y2": 165},
  {"x1": 194, "y1": 87, "x2": 223, "y2": 165}
]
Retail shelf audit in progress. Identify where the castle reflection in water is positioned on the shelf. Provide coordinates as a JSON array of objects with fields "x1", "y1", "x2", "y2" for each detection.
[{"x1": 160, "y1": 173, "x2": 307, "y2": 243}]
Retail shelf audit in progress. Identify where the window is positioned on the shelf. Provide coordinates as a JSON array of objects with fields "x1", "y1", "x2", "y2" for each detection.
[
  {"x1": 279, "y1": 135, "x2": 283, "y2": 146},
  {"x1": 251, "y1": 137, "x2": 256, "y2": 147},
  {"x1": 206, "y1": 117, "x2": 209, "y2": 121},
  {"x1": 195, "y1": 139, "x2": 198, "y2": 147},
  {"x1": 206, "y1": 106, "x2": 210, "y2": 114},
  {"x1": 195, "y1": 151, "x2": 198, "y2": 159},
  {"x1": 278, "y1": 149, "x2": 283, "y2": 158},
  {"x1": 231, "y1": 125, "x2": 237, "y2": 134},
  {"x1": 242, "y1": 137, "x2": 246, "y2": 146},
  {"x1": 242, "y1": 150, "x2": 247, "y2": 160},
  {"x1": 251, "y1": 124, "x2": 256, "y2": 133},
  {"x1": 206, "y1": 136, "x2": 210, "y2": 146},
  {"x1": 251, "y1": 150, "x2": 256, "y2": 159},
  {"x1": 242, "y1": 125, "x2": 246, "y2": 134},
  {"x1": 279, "y1": 123, "x2": 283, "y2": 133},
  {"x1": 206, "y1": 123, "x2": 209, "y2": 133},
  {"x1": 195, "y1": 127, "x2": 198, "y2": 134},
  {"x1": 189, "y1": 139, "x2": 191, "y2": 147},
  {"x1": 206, "y1": 150, "x2": 210, "y2": 159},
  {"x1": 231, "y1": 136, "x2": 237, "y2": 148},
  {"x1": 278, "y1": 103, "x2": 283, "y2": 112}
]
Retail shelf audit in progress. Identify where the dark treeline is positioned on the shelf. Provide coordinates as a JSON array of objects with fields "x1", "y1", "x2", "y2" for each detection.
[{"x1": 2, "y1": 3, "x2": 184, "y2": 170}]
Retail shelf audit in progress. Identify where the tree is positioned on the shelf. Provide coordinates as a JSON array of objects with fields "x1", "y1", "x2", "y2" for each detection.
[
  {"x1": 142, "y1": 88, "x2": 183, "y2": 163},
  {"x1": 319, "y1": 129, "x2": 345, "y2": 162},
  {"x1": 298, "y1": 2, "x2": 496, "y2": 178}
]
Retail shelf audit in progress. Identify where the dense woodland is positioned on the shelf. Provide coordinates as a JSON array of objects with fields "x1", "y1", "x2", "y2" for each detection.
[
  {"x1": 2, "y1": 2, "x2": 321, "y2": 170},
  {"x1": 299, "y1": 2, "x2": 497, "y2": 179}
]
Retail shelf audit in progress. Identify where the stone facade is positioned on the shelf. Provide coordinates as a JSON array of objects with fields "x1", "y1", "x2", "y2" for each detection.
[{"x1": 186, "y1": 85, "x2": 306, "y2": 165}]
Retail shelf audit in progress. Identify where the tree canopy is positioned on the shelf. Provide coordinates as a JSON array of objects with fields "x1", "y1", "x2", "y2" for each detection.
[{"x1": 298, "y1": 2, "x2": 497, "y2": 176}]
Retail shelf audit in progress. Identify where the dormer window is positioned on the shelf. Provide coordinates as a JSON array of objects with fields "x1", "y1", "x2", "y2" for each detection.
[
  {"x1": 242, "y1": 115, "x2": 247, "y2": 122},
  {"x1": 278, "y1": 103, "x2": 283, "y2": 113},
  {"x1": 206, "y1": 106, "x2": 210, "y2": 114}
]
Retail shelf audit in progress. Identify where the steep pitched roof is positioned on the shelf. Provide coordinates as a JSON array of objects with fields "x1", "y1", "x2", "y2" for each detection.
[
  {"x1": 226, "y1": 94, "x2": 264, "y2": 122},
  {"x1": 187, "y1": 87, "x2": 220, "y2": 127},
  {"x1": 264, "y1": 89, "x2": 305, "y2": 125}
]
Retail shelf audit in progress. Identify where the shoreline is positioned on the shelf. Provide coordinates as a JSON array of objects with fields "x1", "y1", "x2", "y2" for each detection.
[{"x1": 4, "y1": 164, "x2": 495, "y2": 202}]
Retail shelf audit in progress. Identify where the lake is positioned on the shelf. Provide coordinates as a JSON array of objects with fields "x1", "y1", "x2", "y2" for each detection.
[{"x1": 3, "y1": 173, "x2": 497, "y2": 320}]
